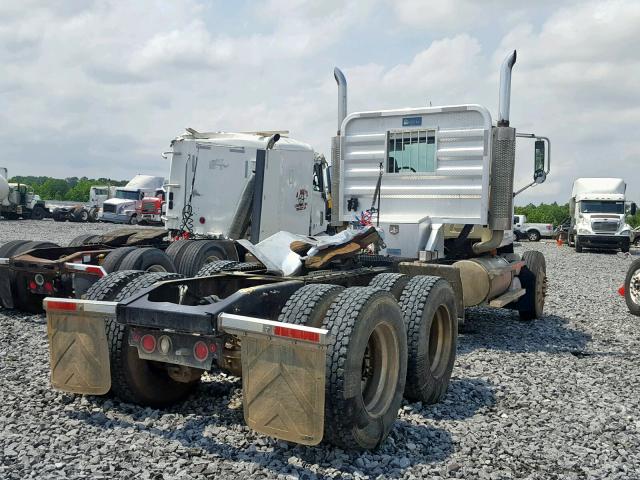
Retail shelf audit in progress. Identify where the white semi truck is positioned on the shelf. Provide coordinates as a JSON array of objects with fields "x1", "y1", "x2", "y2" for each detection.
[
  {"x1": 569, "y1": 178, "x2": 635, "y2": 252},
  {"x1": 100, "y1": 175, "x2": 165, "y2": 224},
  {"x1": 39, "y1": 50, "x2": 554, "y2": 450}
]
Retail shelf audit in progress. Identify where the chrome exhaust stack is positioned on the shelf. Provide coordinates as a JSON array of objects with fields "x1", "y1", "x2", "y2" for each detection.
[
  {"x1": 475, "y1": 50, "x2": 518, "y2": 252},
  {"x1": 498, "y1": 50, "x2": 516, "y2": 127},
  {"x1": 331, "y1": 67, "x2": 347, "y2": 227},
  {"x1": 334, "y1": 67, "x2": 347, "y2": 134}
]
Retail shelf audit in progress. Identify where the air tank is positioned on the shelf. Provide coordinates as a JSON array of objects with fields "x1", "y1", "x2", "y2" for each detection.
[
  {"x1": 453, "y1": 256, "x2": 514, "y2": 307},
  {"x1": 0, "y1": 168, "x2": 9, "y2": 203}
]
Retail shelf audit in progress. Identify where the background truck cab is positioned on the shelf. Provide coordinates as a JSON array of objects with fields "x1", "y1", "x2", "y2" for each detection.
[
  {"x1": 100, "y1": 175, "x2": 164, "y2": 224},
  {"x1": 569, "y1": 177, "x2": 635, "y2": 252}
]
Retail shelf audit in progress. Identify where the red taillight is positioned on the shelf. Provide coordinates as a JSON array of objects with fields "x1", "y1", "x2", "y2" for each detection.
[
  {"x1": 85, "y1": 266, "x2": 105, "y2": 277},
  {"x1": 141, "y1": 334, "x2": 156, "y2": 353},
  {"x1": 29, "y1": 281, "x2": 37, "y2": 291},
  {"x1": 199, "y1": 217, "x2": 206, "y2": 224},
  {"x1": 193, "y1": 341, "x2": 208, "y2": 361},
  {"x1": 44, "y1": 282, "x2": 54, "y2": 293},
  {"x1": 273, "y1": 325, "x2": 320, "y2": 343},
  {"x1": 209, "y1": 343, "x2": 217, "y2": 353},
  {"x1": 47, "y1": 300, "x2": 78, "y2": 311},
  {"x1": 618, "y1": 285, "x2": 625, "y2": 297}
]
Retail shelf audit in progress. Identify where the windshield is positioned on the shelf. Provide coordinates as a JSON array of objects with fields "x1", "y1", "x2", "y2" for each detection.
[
  {"x1": 580, "y1": 200, "x2": 624, "y2": 214},
  {"x1": 115, "y1": 190, "x2": 140, "y2": 200}
]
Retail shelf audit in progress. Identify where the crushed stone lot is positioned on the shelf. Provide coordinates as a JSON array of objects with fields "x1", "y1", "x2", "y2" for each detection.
[{"x1": 1, "y1": 220, "x2": 639, "y2": 479}]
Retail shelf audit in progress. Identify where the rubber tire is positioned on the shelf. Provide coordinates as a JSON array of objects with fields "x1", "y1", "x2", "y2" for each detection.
[
  {"x1": 278, "y1": 284, "x2": 345, "y2": 328},
  {"x1": 178, "y1": 240, "x2": 228, "y2": 277},
  {"x1": 31, "y1": 205, "x2": 46, "y2": 220},
  {"x1": 68, "y1": 234, "x2": 99, "y2": 247},
  {"x1": 13, "y1": 241, "x2": 59, "y2": 313},
  {"x1": 624, "y1": 258, "x2": 640, "y2": 316},
  {"x1": 322, "y1": 287, "x2": 407, "y2": 449},
  {"x1": 86, "y1": 271, "x2": 198, "y2": 406},
  {"x1": 527, "y1": 230, "x2": 541, "y2": 242},
  {"x1": 196, "y1": 260, "x2": 239, "y2": 277},
  {"x1": 88, "y1": 208, "x2": 99, "y2": 223},
  {"x1": 0, "y1": 240, "x2": 31, "y2": 258},
  {"x1": 621, "y1": 242, "x2": 630, "y2": 253},
  {"x1": 165, "y1": 240, "x2": 193, "y2": 271},
  {"x1": 78, "y1": 209, "x2": 89, "y2": 222},
  {"x1": 3, "y1": 213, "x2": 19, "y2": 220},
  {"x1": 118, "y1": 247, "x2": 176, "y2": 273},
  {"x1": 128, "y1": 214, "x2": 138, "y2": 225},
  {"x1": 101, "y1": 247, "x2": 138, "y2": 273},
  {"x1": 369, "y1": 273, "x2": 410, "y2": 301},
  {"x1": 517, "y1": 251, "x2": 547, "y2": 321},
  {"x1": 399, "y1": 275, "x2": 457, "y2": 404},
  {"x1": 575, "y1": 236, "x2": 583, "y2": 253}
]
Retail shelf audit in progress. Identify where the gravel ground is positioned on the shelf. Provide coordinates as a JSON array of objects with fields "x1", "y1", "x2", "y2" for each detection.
[{"x1": 1, "y1": 220, "x2": 639, "y2": 479}]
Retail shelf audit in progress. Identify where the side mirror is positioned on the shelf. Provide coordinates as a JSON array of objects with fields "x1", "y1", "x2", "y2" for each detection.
[
  {"x1": 533, "y1": 140, "x2": 546, "y2": 184},
  {"x1": 630, "y1": 202, "x2": 637, "y2": 216}
]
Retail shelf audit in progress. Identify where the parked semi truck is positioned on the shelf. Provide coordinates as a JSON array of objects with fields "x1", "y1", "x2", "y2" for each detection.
[
  {"x1": 40, "y1": 51, "x2": 552, "y2": 449},
  {"x1": 568, "y1": 178, "x2": 635, "y2": 252},
  {"x1": 0, "y1": 168, "x2": 48, "y2": 220},
  {"x1": 0, "y1": 133, "x2": 333, "y2": 312},
  {"x1": 100, "y1": 175, "x2": 165, "y2": 224}
]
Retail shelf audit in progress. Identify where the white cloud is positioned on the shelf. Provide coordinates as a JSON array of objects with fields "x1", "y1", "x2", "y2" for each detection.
[{"x1": 1, "y1": 0, "x2": 639, "y2": 207}]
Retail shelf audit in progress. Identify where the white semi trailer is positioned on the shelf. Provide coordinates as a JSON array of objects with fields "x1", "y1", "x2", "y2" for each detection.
[
  {"x1": 43, "y1": 50, "x2": 553, "y2": 451},
  {"x1": 569, "y1": 178, "x2": 635, "y2": 252}
]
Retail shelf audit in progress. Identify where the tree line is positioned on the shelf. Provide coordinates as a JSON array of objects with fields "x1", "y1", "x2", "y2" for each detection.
[
  {"x1": 515, "y1": 202, "x2": 640, "y2": 228},
  {"x1": 9, "y1": 176, "x2": 128, "y2": 202}
]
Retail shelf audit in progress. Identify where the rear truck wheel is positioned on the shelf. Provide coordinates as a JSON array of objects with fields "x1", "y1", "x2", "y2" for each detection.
[
  {"x1": 118, "y1": 247, "x2": 176, "y2": 273},
  {"x1": 279, "y1": 284, "x2": 345, "y2": 328},
  {"x1": 321, "y1": 287, "x2": 407, "y2": 449},
  {"x1": 31, "y1": 205, "x2": 46, "y2": 220},
  {"x1": 52, "y1": 212, "x2": 64, "y2": 222},
  {"x1": 78, "y1": 209, "x2": 89, "y2": 222},
  {"x1": 369, "y1": 273, "x2": 410, "y2": 301},
  {"x1": 88, "y1": 208, "x2": 99, "y2": 223},
  {"x1": 527, "y1": 230, "x2": 541, "y2": 242},
  {"x1": 13, "y1": 241, "x2": 59, "y2": 313},
  {"x1": 196, "y1": 260, "x2": 239, "y2": 277},
  {"x1": 624, "y1": 259, "x2": 640, "y2": 316},
  {"x1": 399, "y1": 276, "x2": 457, "y2": 404},
  {"x1": 178, "y1": 240, "x2": 229, "y2": 277},
  {"x1": 165, "y1": 240, "x2": 194, "y2": 270},
  {"x1": 84, "y1": 271, "x2": 198, "y2": 407},
  {"x1": 516, "y1": 251, "x2": 547, "y2": 321},
  {"x1": 101, "y1": 247, "x2": 138, "y2": 273},
  {"x1": 68, "y1": 234, "x2": 99, "y2": 247},
  {"x1": 128, "y1": 214, "x2": 138, "y2": 225},
  {"x1": 3, "y1": 212, "x2": 19, "y2": 220},
  {"x1": 0, "y1": 240, "x2": 31, "y2": 258},
  {"x1": 575, "y1": 236, "x2": 583, "y2": 253}
]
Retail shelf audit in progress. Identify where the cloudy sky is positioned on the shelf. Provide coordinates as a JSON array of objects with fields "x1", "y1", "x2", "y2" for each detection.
[{"x1": 1, "y1": 0, "x2": 639, "y2": 204}]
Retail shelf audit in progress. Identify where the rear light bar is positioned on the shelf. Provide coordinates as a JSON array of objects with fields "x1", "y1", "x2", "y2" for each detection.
[
  {"x1": 64, "y1": 263, "x2": 107, "y2": 277},
  {"x1": 219, "y1": 312, "x2": 329, "y2": 345},
  {"x1": 43, "y1": 298, "x2": 118, "y2": 314},
  {"x1": 0, "y1": 258, "x2": 9, "y2": 266}
]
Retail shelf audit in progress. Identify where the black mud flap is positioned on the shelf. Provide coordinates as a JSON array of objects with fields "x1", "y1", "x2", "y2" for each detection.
[{"x1": 0, "y1": 268, "x2": 14, "y2": 309}]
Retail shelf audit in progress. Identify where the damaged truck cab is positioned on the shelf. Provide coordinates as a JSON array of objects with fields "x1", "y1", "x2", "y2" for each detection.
[{"x1": 44, "y1": 50, "x2": 550, "y2": 450}]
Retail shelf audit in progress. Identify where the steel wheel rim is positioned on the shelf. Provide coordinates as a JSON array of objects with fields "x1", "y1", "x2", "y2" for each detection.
[
  {"x1": 529, "y1": 232, "x2": 537, "y2": 241},
  {"x1": 203, "y1": 255, "x2": 222, "y2": 264},
  {"x1": 360, "y1": 321, "x2": 399, "y2": 417},
  {"x1": 146, "y1": 265, "x2": 168, "y2": 273},
  {"x1": 630, "y1": 270, "x2": 640, "y2": 305},
  {"x1": 428, "y1": 305, "x2": 452, "y2": 377}
]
